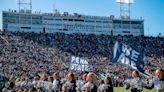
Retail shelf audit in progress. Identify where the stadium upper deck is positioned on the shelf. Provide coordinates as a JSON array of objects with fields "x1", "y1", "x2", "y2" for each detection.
[{"x1": 2, "y1": 10, "x2": 144, "y2": 36}]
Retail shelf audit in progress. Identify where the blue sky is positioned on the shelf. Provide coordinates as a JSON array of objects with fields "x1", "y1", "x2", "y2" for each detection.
[{"x1": 0, "y1": 0, "x2": 164, "y2": 36}]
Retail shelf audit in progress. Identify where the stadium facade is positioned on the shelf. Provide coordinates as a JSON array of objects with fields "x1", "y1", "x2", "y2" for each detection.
[{"x1": 2, "y1": 10, "x2": 144, "y2": 36}]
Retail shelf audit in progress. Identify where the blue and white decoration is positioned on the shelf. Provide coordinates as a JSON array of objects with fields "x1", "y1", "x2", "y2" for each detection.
[{"x1": 112, "y1": 41, "x2": 145, "y2": 72}]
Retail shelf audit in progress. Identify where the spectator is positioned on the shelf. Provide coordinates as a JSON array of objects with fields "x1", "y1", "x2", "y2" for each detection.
[{"x1": 0, "y1": 31, "x2": 163, "y2": 91}]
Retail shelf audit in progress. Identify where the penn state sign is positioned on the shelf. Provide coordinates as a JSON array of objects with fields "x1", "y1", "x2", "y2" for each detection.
[{"x1": 69, "y1": 56, "x2": 92, "y2": 72}]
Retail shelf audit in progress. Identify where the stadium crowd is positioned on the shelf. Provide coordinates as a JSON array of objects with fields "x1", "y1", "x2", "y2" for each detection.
[{"x1": 0, "y1": 30, "x2": 164, "y2": 92}]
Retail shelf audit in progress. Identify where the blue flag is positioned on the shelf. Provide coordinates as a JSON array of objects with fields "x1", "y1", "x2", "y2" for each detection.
[{"x1": 112, "y1": 41, "x2": 145, "y2": 73}]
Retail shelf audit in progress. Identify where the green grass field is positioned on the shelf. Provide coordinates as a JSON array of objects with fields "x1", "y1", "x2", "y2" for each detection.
[{"x1": 114, "y1": 87, "x2": 155, "y2": 92}]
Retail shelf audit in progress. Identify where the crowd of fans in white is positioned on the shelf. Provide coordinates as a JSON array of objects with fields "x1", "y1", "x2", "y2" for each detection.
[{"x1": 0, "y1": 30, "x2": 163, "y2": 92}]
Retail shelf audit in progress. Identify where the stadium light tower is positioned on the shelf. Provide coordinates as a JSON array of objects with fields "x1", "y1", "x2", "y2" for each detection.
[
  {"x1": 18, "y1": 0, "x2": 32, "y2": 13},
  {"x1": 116, "y1": 0, "x2": 134, "y2": 19}
]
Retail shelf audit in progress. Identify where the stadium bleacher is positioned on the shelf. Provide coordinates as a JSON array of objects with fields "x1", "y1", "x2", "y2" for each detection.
[{"x1": 0, "y1": 31, "x2": 163, "y2": 91}]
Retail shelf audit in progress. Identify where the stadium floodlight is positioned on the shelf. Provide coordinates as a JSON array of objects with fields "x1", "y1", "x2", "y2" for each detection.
[
  {"x1": 116, "y1": 0, "x2": 134, "y2": 4},
  {"x1": 116, "y1": 0, "x2": 134, "y2": 19},
  {"x1": 18, "y1": 0, "x2": 32, "y2": 13}
]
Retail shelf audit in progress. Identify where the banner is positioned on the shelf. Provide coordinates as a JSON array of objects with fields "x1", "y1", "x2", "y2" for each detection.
[
  {"x1": 69, "y1": 56, "x2": 92, "y2": 72},
  {"x1": 112, "y1": 41, "x2": 145, "y2": 72}
]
